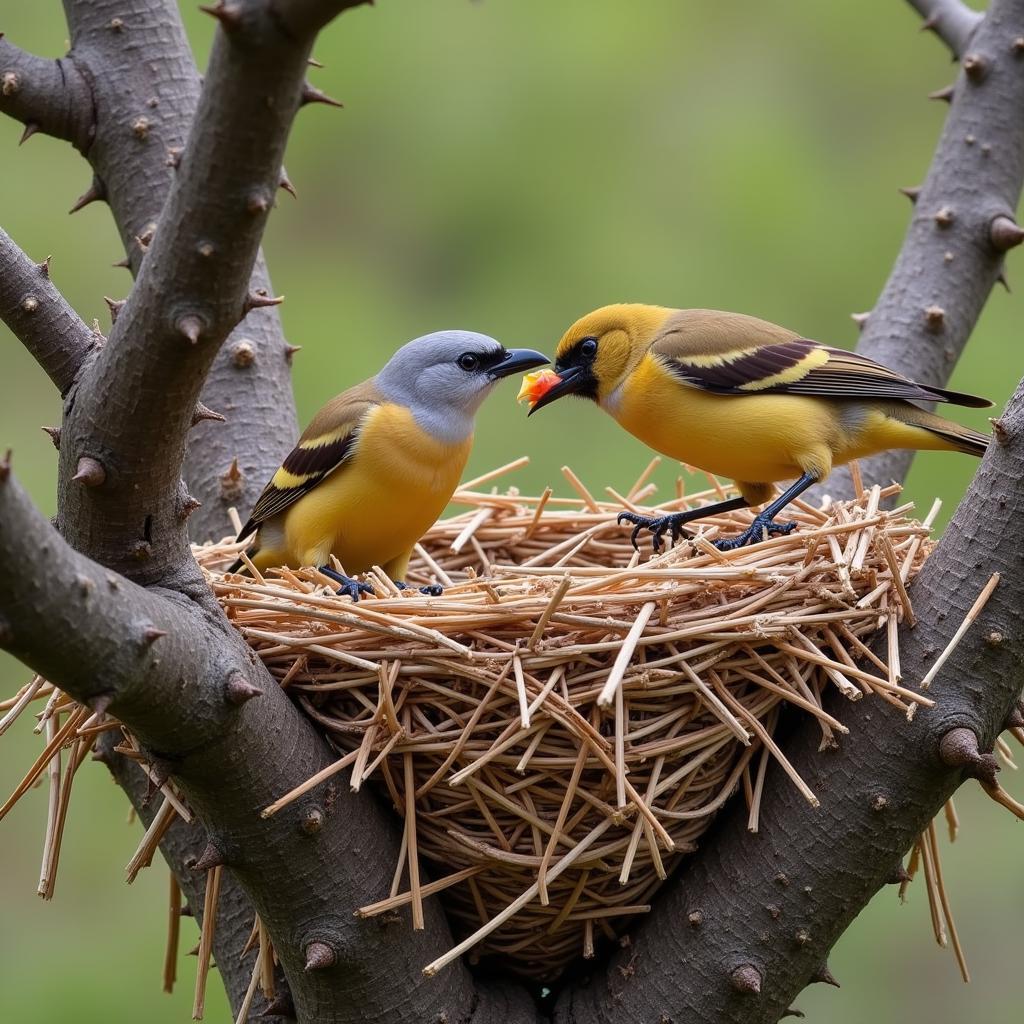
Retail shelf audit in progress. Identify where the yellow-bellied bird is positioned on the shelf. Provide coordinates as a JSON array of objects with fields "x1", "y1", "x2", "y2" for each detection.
[
  {"x1": 519, "y1": 304, "x2": 990, "y2": 551},
  {"x1": 232, "y1": 332, "x2": 548, "y2": 598}
]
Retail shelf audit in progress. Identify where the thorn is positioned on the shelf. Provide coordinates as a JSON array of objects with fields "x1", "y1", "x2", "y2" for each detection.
[
  {"x1": 933, "y1": 205, "x2": 955, "y2": 228},
  {"x1": 998, "y1": 269, "x2": 1011, "y2": 292},
  {"x1": 113, "y1": 256, "x2": 131, "y2": 269},
  {"x1": 920, "y1": 13, "x2": 938, "y2": 31},
  {"x1": 72, "y1": 456, "x2": 106, "y2": 487},
  {"x1": 730, "y1": 964, "x2": 762, "y2": 995},
  {"x1": 220, "y1": 457, "x2": 245, "y2": 502},
  {"x1": 192, "y1": 841, "x2": 225, "y2": 872},
  {"x1": 301, "y1": 82, "x2": 344, "y2": 108},
  {"x1": 301, "y1": 807, "x2": 324, "y2": 834},
  {"x1": 109, "y1": 17, "x2": 124, "y2": 31},
  {"x1": 187, "y1": 943, "x2": 201, "y2": 956},
  {"x1": 810, "y1": 963, "x2": 840, "y2": 988},
  {"x1": 69, "y1": 177, "x2": 107, "y2": 215},
  {"x1": 888, "y1": 861, "x2": 911, "y2": 885},
  {"x1": 938, "y1": 727, "x2": 999, "y2": 785},
  {"x1": 962, "y1": 53, "x2": 987, "y2": 82},
  {"x1": 794, "y1": 928, "x2": 810, "y2": 945},
  {"x1": 192, "y1": 402, "x2": 226, "y2": 426},
  {"x1": 279, "y1": 169, "x2": 297, "y2": 198},
  {"x1": 19, "y1": 122, "x2": 40, "y2": 145},
  {"x1": 41, "y1": 425, "x2": 61, "y2": 450},
  {"x1": 243, "y1": 290, "x2": 285, "y2": 315},
  {"x1": 225, "y1": 671, "x2": 262, "y2": 706},
  {"x1": 88, "y1": 692, "x2": 114, "y2": 717},
  {"x1": 929, "y1": 84, "x2": 954, "y2": 103},
  {"x1": 179, "y1": 494, "x2": 202, "y2": 521},
  {"x1": 36, "y1": 255, "x2": 52, "y2": 278},
  {"x1": 687, "y1": 909, "x2": 703, "y2": 927},
  {"x1": 199, "y1": 2, "x2": 243, "y2": 28},
  {"x1": 284, "y1": 343, "x2": 302, "y2": 364},
  {"x1": 0, "y1": 449, "x2": 10, "y2": 483},
  {"x1": 129, "y1": 539, "x2": 153, "y2": 561},
  {"x1": 871, "y1": 793, "x2": 888, "y2": 811},
  {"x1": 987, "y1": 629, "x2": 1005, "y2": 645},
  {"x1": 180, "y1": 902, "x2": 194, "y2": 917},
  {"x1": 924, "y1": 305, "x2": 946, "y2": 333},
  {"x1": 850, "y1": 311, "x2": 870, "y2": 330},
  {"x1": 166, "y1": 147, "x2": 182, "y2": 169},
  {"x1": 131, "y1": 116, "x2": 150, "y2": 140},
  {"x1": 304, "y1": 941, "x2": 336, "y2": 972},
  {"x1": 308, "y1": 56, "x2": 324, "y2": 68},
  {"x1": 143, "y1": 626, "x2": 168, "y2": 645},
  {"x1": 1015, "y1": 37, "x2": 1024, "y2": 56},
  {"x1": 259, "y1": 992, "x2": 296, "y2": 1018},
  {"x1": 21, "y1": 294, "x2": 39, "y2": 314},
  {"x1": 104, "y1": 296, "x2": 126, "y2": 324},
  {"x1": 247, "y1": 191, "x2": 270, "y2": 215},
  {"x1": 782, "y1": 1011, "x2": 806, "y2": 1020},
  {"x1": 990, "y1": 215, "x2": 1024, "y2": 251},
  {"x1": 231, "y1": 340, "x2": 256, "y2": 368},
  {"x1": 2, "y1": 71, "x2": 20, "y2": 96},
  {"x1": 898, "y1": 185, "x2": 920, "y2": 203},
  {"x1": 177, "y1": 315, "x2": 203, "y2": 344}
]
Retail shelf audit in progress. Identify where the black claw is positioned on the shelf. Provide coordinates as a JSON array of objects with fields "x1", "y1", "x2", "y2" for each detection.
[
  {"x1": 616, "y1": 511, "x2": 691, "y2": 554},
  {"x1": 317, "y1": 565, "x2": 373, "y2": 601},
  {"x1": 714, "y1": 517, "x2": 796, "y2": 551}
]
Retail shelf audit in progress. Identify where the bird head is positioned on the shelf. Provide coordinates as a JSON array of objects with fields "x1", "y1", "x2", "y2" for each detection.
[
  {"x1": 519, "y1": 304, "x2": 671, "y2": 414},
  {"x1": 377, "y1": 330, "x2": 549, "y2": 437}
]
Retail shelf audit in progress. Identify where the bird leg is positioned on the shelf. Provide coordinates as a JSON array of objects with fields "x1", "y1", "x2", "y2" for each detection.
[
  {"x1": 395, "y1": 580, "x2": 445, "y2": 597},
  {"x1": 617, "y1": 496, "x2": 750, "y2": 554},
  {"x1": 317, "y1": 565, "x2": 375, "y2": 601},
  {"x1": 712, "y1": 473, "x2": 819, "y2": 551}
]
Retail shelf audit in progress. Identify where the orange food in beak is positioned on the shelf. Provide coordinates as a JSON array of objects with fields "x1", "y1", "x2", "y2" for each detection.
[{"x1": 516, "y1": 369, "x2": 562, "y2": 408}]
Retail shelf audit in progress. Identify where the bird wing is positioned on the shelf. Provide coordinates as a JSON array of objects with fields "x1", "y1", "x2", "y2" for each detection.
[
  {"x1": 652, "y1": 311, "x2": 990, "y2": 408},
  {"x1": 236, "y1": 384, "x2": 380, "y2": 542}
]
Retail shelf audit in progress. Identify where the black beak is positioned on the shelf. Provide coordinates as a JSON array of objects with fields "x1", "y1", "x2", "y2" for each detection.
[
  {"x1": 489, "y1": 348, "x2": 550, "y2": 379},
  {"x1": 526, "y1": 366, "x2": 584, "y2": 415}
]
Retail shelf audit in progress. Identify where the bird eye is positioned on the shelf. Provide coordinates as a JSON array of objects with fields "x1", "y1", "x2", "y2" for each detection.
[
  {"x1": 457, "y1": 352, "x2": 480, "y2": 372},
  {"x1": 580, "y1": 338, "x2": 598, "y2": 358}
]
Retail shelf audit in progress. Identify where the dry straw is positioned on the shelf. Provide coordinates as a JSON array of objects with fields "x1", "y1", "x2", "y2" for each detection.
[{"x1": 1, "y1": 459, "x2": 1018, "y2": 996}]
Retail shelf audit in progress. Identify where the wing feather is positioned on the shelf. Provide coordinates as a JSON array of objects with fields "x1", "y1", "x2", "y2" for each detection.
[
  {"x1": 653, "y1": 317, "x2": 990, "y2": 408},
  {"x1": 235, "y1": 398, "x2": 374, "y2": 541}
]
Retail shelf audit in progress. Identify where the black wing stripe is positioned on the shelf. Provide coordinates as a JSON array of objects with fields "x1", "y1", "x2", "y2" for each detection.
[
  {"x1": 666, "y1": 340, "x2": 815, "y2": 392},
  {"x1": 282, "y1": 433, "x2": 357, "y2": 478}
]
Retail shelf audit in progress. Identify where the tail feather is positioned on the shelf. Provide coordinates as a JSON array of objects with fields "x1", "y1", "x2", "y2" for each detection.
[
  {"x1": 897, "y1": 406, "x2": 990, "y2": 456},
  {"x1": 924, "y1": 384, "x2": 992, "y2": 410}
]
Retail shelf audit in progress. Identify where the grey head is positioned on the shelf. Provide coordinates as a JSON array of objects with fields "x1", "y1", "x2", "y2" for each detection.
[{"x1": 375, "y1": 330, "x2": 548, "y2": 444}]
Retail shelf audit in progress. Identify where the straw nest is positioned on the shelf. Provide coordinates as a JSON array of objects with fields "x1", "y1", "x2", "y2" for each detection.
[{"x1": 193, "y1": 460, "x2": 943, "y2": 980}]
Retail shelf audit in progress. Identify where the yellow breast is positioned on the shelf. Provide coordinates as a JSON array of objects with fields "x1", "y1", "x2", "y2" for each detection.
[
  {"x1": 607, "y1": 355, "x2": 840, "y2": 485},
  {"x1": 280, "y1": 404, "x2": 471, "y2": 575}
]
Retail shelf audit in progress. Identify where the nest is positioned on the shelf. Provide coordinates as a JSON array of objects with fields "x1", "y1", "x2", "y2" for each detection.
[{"x1": 194, "y1": 460, "x2": 942, "y2": 980}]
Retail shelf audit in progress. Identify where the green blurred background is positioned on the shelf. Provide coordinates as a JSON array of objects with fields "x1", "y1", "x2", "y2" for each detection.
[{"x1": 1, "y1": 1, "x2": 1020, "y2": 1020}]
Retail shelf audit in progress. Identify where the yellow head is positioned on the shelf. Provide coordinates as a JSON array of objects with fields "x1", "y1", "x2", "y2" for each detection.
[{"x1": 520, "y1": 304, "x2": 673, "y2": 413}]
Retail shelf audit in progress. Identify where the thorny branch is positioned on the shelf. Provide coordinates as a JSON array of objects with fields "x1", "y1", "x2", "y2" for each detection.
[
  {"x1": 908, "y1": 0, "x2": 985, "y2": 57},
  {"x1": 827, "y1": 0, "x2": 1024, "y2": 501},
  {"x1": 0, "y1": 227, "x2": 94, "y2": 395}
]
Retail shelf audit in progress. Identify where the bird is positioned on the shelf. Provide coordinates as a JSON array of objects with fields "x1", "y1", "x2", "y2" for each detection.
[
  {"x1": 518, "y1": 303, "x2": 990, "y2": 551},
  {"x1": 231, "y1": 331, "x2": 548, "y2": 599}
]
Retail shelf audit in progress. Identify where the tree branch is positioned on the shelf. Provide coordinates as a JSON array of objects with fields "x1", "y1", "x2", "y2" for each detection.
[
  {"x1": 827, "y1": 0, "x2": 1024, "y2": 502},
  {"x1": 58, "y1": 0, "x2": 300, "y2": 542},
  {"x1": 557, "y1": 377, "x2": 1024, "y2": 1022},
  {"x1": 0, "y1": 34, "x2": 93, "y2": 150},
  {"x1": 907, "y1": 0, "x2": 984, "y2": 57},
  {"x1": 0, "y1": 227, "x2": 94, "y2": 395}
]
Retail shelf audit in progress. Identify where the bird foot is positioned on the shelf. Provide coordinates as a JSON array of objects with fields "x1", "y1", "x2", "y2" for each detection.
[
  {"x1": 713, "y1": 516, "x2": 797, "y2": 551},
  {"x1": 317, "y1": 566, "x2": 374, "y2": 601},
  {"x1": 395, "y1": 581, "x2": 444, "y2": 597},
  {"x1": 616, "y1": 511, "x2": 694, "y2": 554}
]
